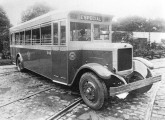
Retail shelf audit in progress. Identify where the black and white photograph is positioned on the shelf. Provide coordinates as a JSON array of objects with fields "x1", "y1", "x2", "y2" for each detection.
[{"x1": 0, "y1": 0, "x2": 165, "y2": 119}]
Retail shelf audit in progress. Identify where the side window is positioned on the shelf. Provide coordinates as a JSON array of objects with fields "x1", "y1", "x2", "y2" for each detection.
[
  {"x1": 15, "y1": 32, "x2": 19, "y2": 45},
  {"x1": 32, "y1": 28, "x2": 40, "y2": 45},
  {"x1": 20, "y1": 31, "x2": 24, "y2": 45},
  {"x1": 41, "y1": 24, "x2": 51, "y2": 45},
  {"x1": 53, "y1": 23, "x2": 58, "y2": 45},
  {"x1": 10, "y1": 34, "x2": 13, "y2": 45},
  {"x1": 25, "y1": 30, "x2": 31, "y2": 45},
  {"x1": 60, "y1": 21, "x2": 66, "y2": 45},
  {"x1": 12, "y1": 33, "x2": 15, "y2": 45}
]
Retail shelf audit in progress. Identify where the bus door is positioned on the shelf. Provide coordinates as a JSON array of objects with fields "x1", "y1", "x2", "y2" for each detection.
[
  {"x1": 52, "y1": 21, "x2": 67, "y2": 84},
  {"x1": 38, "y1": 24, "x2": 52, "y2": 78}
]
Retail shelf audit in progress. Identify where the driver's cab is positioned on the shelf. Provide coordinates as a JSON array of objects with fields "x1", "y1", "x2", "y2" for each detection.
[
  {"x1": 69, "y1": 11, "x2": 112, "y2": 44},
  {"x1": 67, "y1": 11, "x2": 113, "y2": 84},
  {"x1": 69, "y1": 22, "x2": 111, "y2": 42}
]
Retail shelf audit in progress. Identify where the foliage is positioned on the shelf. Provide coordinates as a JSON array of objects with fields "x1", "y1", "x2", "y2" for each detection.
[
  {"x1": 0, "y1": 6, "x2": 10, "y2": 58},
  {"x1": 112, "y1": 31, "x2": 165, "y2": 59},
  {"x1": 112, "y1": 16, "x2": 165, "y2": 32},
  {"x1": 112, "y1": 31, "x2": 133, "y2": 43},
  {"x1": 21, "y1": 3, "x2": 53, "y2": 22}
]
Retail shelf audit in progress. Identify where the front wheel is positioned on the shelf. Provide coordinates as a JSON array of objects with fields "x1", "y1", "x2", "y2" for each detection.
[{"x1": 79, "y1": 72, "x2": 108, "y2": 110}]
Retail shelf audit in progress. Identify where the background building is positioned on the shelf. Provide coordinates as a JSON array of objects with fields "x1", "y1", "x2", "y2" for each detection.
[{"x1": 133, "y1": 32, "x2": 165, "y2": 43}]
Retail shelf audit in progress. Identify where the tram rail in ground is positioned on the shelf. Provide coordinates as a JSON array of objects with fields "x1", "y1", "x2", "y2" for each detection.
[{"x1": 46, "y1": 98, "x2": 83, "y2": 120}]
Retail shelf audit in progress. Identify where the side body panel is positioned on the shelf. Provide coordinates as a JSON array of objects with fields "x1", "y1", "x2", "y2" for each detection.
[
  {"x1": 39, "y1": 49, "x2": 52, "y2": 78},
  {"x1": 68, "y1": 50, "x2": 83, "y2": 84},
  {"x1": 11, "y1": 45, "x2": 68, "y2": 84},
  {"x1": 67, "y1": 49, "x2": 113, "y2": 85},
  {"x1": 11, "y1": 46, "x2": 52, "y2": 79},
  {"x1": 52, "y1": 46, "x2": 68, "y2": 83},
  {"x1": 82, "y1": 50, "x2": 113, "y2": 71}
]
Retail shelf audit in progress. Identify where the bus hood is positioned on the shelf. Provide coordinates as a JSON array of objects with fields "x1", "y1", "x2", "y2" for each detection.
[{"x1": 82, "y1": 43, "x2": 132, "y2": 51}]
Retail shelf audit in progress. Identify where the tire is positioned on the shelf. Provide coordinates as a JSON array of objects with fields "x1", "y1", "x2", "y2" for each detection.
[
  {"x1": 16, "y1": 57, "x2": 24, "y2": 72},
  {"x1": 129, "y1": 70, "x2": 153, "y2": 94},
  {"x1": 79, "y1": 72, "x2": 108, "y2": 110}
]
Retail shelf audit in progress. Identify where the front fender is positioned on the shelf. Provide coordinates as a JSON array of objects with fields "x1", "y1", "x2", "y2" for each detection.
[
  {"x1": 133, "y1": 58, "x2": 150, "y2": 78},
  {"x1": 133, "y1": 57, "x2": 154, "y2": 69},
  {"x1": 79, "y1": 63, "x2": 112, "y2": 79},
  {"x1": 74, "y1": 63, "x2": 127, "y2": 84}
]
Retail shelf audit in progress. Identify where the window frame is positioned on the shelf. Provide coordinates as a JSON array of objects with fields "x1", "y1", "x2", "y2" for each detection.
[
  {"x1": 25, "y1": 29, "x2": 32, "y2": 45},
  {"x1": 32, "y1": 26, "x2": 41, "y2": 45},
  {"x1": 93, "y1": 22, "x2": 110, "y2": 41},
  {"x1": 15, "y1": 32, "x2": 20, "y2": 45},
  {"x1": 69, "y1": 20, "x2": 92, "y2": 42},
  {"x1": 10, "y1": 33, "x2": 13, "y2": 45},
  {"x1": 59, "y1": 20, "x2": 67, "y2": 45},
  {"x1": 40, "y1": 23, "x2": 52, "y2": 45},
  {"x1": 52, "y1": 21, "x2": 59, "y2": 45},
  {"x1": 20, "y1": 31, "x2": 25, "y2": 45},
  {"x1": 10, "y1": 19, "x2": 69, "y2": 46}
]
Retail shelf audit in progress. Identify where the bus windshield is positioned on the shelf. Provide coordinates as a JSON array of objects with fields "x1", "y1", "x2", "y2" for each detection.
[
  {"x1": 94, "y1": 24, "x2": 109, "y2": 40},
  {"x1": 70, "y1": 22, "x2": 110, "y2": 41},
  {"x1": 70, "y1": 22, "x2": 91, "y2": 41}
]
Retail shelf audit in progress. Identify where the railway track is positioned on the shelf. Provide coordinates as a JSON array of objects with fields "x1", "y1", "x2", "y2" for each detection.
[
  {"x1": 0, "y1": 66, "x2": 83, "y2": 120},
  {"x1": 0, "y1": 87, "x2": 53, "y2": 108},
  {"x1": 46, "y1": 97, "x2": 83, "y2": 120},
  {"x1": 0, "y1": 83, "x2": 82, "y2": 120}
]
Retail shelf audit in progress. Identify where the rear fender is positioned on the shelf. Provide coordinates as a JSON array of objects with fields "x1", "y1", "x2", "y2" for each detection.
[{"x1": 16, "y1": 53, "x2": 23, "y2": 65}]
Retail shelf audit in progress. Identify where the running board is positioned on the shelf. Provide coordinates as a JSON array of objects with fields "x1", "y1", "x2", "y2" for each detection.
[{"x1": 109, "y1": 75, "x2": 161, "y2": 96}]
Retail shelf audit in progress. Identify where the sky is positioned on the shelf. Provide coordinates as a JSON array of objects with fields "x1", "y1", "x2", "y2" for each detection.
[{"x1": 0, "y1": 0, "x2": 165, "y2": 26}]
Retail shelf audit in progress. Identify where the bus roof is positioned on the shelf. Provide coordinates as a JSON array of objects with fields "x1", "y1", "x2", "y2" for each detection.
[{"x1": 10, "y1": 9, "x2": 113, "y2": 32}]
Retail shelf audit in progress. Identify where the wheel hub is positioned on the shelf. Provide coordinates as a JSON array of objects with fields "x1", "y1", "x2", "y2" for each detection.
[{"x1": 83, "y1": 82, "x2": 96, "y2": 101}]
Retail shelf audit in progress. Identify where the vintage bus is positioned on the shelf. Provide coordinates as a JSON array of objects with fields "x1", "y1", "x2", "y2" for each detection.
[{"x1": 10, "y1": 10, "x2": 161, "y2": 110}]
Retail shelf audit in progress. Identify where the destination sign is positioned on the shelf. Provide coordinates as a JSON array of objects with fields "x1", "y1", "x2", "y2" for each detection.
[{"x1": 80, "y1": 15, "x2": 102, "y2": 22}]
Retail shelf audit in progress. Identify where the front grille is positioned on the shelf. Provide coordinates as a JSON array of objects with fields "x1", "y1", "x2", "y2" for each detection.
[{"x1": 118, "y1": 48, "x2": 132, "y2": 71}]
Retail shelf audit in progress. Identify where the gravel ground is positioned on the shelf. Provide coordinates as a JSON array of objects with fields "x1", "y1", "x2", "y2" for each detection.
[
  {"x1": 0, "y1": 58, "x2": 165, "y2": 120},
  {"x1": 58, "y1": 58, "x2": 165, "y2": 120},
  {"x1": 0, "y1": 66, "x2": 78, "y2": 120}
]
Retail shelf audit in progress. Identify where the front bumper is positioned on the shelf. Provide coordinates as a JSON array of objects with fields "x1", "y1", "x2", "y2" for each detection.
[{"x1": 109, "y1": 75, "x2": 161, "y2": 96}]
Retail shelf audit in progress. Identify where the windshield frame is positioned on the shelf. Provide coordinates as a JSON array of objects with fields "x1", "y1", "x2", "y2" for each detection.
[
  {"x1": 92, "y1": 22, "x2": 110, "y2": 41},
  {"x1": 69, "y1": 20, "x2": 111, "y2": 42}
]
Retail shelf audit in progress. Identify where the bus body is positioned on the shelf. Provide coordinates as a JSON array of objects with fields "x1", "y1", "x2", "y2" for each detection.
[{"x1": 10, "y1": 10, "x2": 161, "y2": 110}]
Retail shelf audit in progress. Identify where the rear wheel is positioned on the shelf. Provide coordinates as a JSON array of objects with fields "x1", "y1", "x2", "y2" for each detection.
[
  {"x1": 129, "y1": 70, "x2": 152, "y2": 94},
  {"x1": 16, "y1": 57, "x2": 24, "y2": 72},
  {"x1": 79, "y1": 72, "x2": 108, "y2": 110}
]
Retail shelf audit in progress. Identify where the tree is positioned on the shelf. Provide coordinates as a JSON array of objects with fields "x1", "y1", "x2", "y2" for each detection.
[
  {"x1": 21, "y1": 3, "x2": 53, "y2": 22},
  {"x1": 112, "y1": 16, "x2": 147, "y2": 32},
  {"x1": 0, "y1": 6, "x2": 10, "y2": 58},
  {"x1": 112, "y1": 16, "x2": 165, "y2": 32}
]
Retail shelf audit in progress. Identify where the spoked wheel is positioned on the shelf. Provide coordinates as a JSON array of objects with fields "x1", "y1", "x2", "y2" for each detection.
[
  {"x1": 129, "y1": 70, "x2": 153, "y2": 94},
  {"x1": 16, "y1": 57, "x2": 24, "y2": 72},
  {"x1": 79, "y1": 72, "x2": 108, "y2": 110}
]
